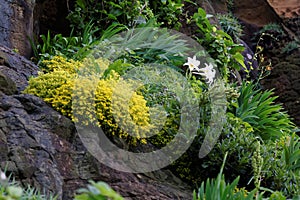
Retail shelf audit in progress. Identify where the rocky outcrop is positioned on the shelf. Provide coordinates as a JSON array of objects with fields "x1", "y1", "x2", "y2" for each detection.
[
  {"x1": 260, "y1": 37, "x2": 300, "y2": 127},
  {"x1": 0, "y1": 0, "x2": 35, "y2": 58},
  {"x1": 0, "y1": 0, "x2": 70, "y2": 59},
  {"x1": 267, "y1": 0, "x2": 300, "y2": 18},
  {"x1": 0, "y1": 45, "x2": 38, "y2": 92},
  {"x1": 0, "y1": 45, "x2": 192, "y2": 199}
]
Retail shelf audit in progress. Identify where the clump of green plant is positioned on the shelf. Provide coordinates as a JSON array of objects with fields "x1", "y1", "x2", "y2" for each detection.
[
  {"x1": 30, "y1": 22, "x2": 128, "y2": 63},
  {"x1": 171, "y1": 112, "x2": 256, "y2": 186},
  {"x1": 138, "y1": 83, "x2": 181, "y2": 147},
  {"x1": 149, "y1": 0, "x2": 184, "y2": 29},
  {"x1": 259, "y1": 23, "x2": 285, "y2": 36},
  {"x1": 0, "y1": 170, "x2": 124, "y2": 200},
  {"x1": 90, "y1": 26, "x2": 191, "y2": 74},
  {"x1": 67, "y1": 0, "x2": 154, "y2": 32},
  {"x1": 281, "y1": 41, "x2": 299, "y2": 54},
  {"x1": 193, "y1": 152, "x2": 289, "y2": 200},
  {"x1": 282, "y1": 134, "x2": 300, "y2": 172},
  {"x1": 193, "y1": 8, "x2": 246, "y2": 81},
  {"x1": 193, "y1": 153, "x2": 256, "y2": 200},
  {"x1": 258, "y1": 134, "x2": 300, "y2": 198},
  {"x1": 226, "y1": 0, "x2": 235, "y2": 13},
  {"x1": 75, "y1": 181, "x2": 123, "y2": 200},
  {"x1": 230, "y1": 81, "x2": 295, "y2": 140},
  {"x1": 216, "y1": 13, "x2": 243, "y2": 40},
  {"x1": 67, "y1": 0, "x2": 184, "y2": 34},
  {"x1": 30, "y1": 23, "x2": 95, "y2": 62},
  {"x1": 0, "y1": 170, "x2": 57, "y2": 200}
]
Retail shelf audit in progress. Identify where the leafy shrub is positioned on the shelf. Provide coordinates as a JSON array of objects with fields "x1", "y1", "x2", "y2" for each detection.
[
  {"x1": 282, "y1": 134, "x2": 300, "y2": 172},
  {"x1": 67, "y1": 0, "x2": 153, "y2": 31},
  {"x1": 193, "y1": 8, "x2": 246, "y2": 81},
  {"x1": 193, "y1": 153, "x2": 257, "y2": 200},
  {"x1": 24, "y1": 70, "x2": 75, "y2": 102},
  {"x1": 259, "y1": 134, "x2": 300, "y2": 198},
  {"x1": 171, "y1": 113, "x2": 257, "y2": 186},
  {"x1": 138, "y1": 83, "x2": 181, "y2": 147},
  {"x1": 149, "y1": 0, "x2": 184, "y2": 29},
  {"x1": 217, "y1": 13, "x2": 243, "y2": 40},
  {"x1": 67, "y1": 0, "x2": 184, "y2": 34},
  {"x1": 30, "y1": 22, "x2": 128, "y2": 63},
  {"x1": 230, "y1": 81, "x2": 295, "y2": 140},
  {"x1": 31, "y1": 24, "x2": 96, "y2": 62},
  {"x1": 193, "y1": 152, "x2": 293, "y2": 200},
  {"x1": 97, "y1": 26, "x2": 190, "y2": 71}
]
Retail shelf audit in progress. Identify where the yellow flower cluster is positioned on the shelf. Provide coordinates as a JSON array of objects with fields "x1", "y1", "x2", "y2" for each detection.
[
  {"x1": 41, "y1": 55, "x2": 83, "y2": 73},
  {"x1": 234, "y1": 187, "x2": 249, "y2": 197},
  {"x1": 24, "y1": 70, "x2": 75, "y2": 102},
  {"x1": 24, "y1": 56, "x2": 152, "y2": 145},
  {"x1": 94, "y1": 77, "x2": 151, "y2": 144}
]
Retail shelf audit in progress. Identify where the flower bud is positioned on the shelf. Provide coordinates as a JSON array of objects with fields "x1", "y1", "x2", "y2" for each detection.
[{"x1": 0, "y1": 170, "x2": 6, "y2": 180}]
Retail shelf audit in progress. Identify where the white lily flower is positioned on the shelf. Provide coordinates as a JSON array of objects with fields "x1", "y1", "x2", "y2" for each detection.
[
  {"x1": 184, "y1": 56, "x2": 200, "y2": 72},
  {"x1": 194, "y1": 63, "x2": 216, "y2": 86},
  {"x1": 0, "y1": 170, "x2": 6, "y2": 180}
]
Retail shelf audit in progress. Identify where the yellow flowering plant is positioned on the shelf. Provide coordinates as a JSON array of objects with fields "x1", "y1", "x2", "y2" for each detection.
[{"x1": 24, "y1": 56, "x2": 153, "y2": 145}]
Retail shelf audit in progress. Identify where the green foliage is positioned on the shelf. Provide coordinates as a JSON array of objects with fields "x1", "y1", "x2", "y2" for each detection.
[
  {"x1": 193, "y1": 153, "x2": 257, "y2": 200},
  {"x1": 172, "y1": 113, "x2": 257, "y2": 186},
  {"x1": 251, "y1": 141, "x2": 263, "y2": 190},
  {"x1": 230, "y1": 81, "x2": 295, "y2": 140},
  {"x1": 25, "y1": 2, "x2": 300, "y2": 198},
  {"x1": 75, "y1": 181, "x2": 123, "y2": 200},
  {"x1": 259, "y1": 135, "x2": 300, "y2": 198},
  {"x1": 193, "y1": 152, "x2": 293, "y2": 200},
  {"x1": 94, "y1": 26, "x2": 190, "y2": 73},
  {"x1": 67, "y1": 0, "x2": 154, "y2": 31},
  {"x1": 149, "y1": 0, "x2": 184, "y2": 29},
  {"x1": 31, "y1": 23, "x2": 128, "y2": 63},
  {"x1": 67, "y1": 0, "x2": 184, "y2": 34},
  {"x1": 193, "y1": 8, "x2": 246, "y2": 81},
  {"x1": 282, "y1": 134, "x2": 300, "y2": 172},
  {"x1": 226, "y1": 0, "x2": 235, "y2": 13},
  {"x1": 268, "y1": 191, "x2": 286, "y2": 200},
  {"x1": 0, "y1": 172, "x2": 123, "y2": 200},
  {"x1": 0, "y1": 172, "x2": 56, "y2": 200},
  {"x1": 32, "y1": 23, "x2": 97, "y2": 62},
  {"x1": 216, "y1": 13, "x2": 243, "y2": 40},
  {"x1": 139, "y1": 83, "x2": 181, "y2": 147},
  {"x1": 259, "y1": 23, "x2": 285, "y2": 36},
  {"x1": 281, "y1": 41, "x2": 299, "y2": 54}
]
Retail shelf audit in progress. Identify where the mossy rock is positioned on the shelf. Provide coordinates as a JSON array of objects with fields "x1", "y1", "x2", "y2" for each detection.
[{"x1": 0, "y1": 71, "x2": 17, "y2": 95}]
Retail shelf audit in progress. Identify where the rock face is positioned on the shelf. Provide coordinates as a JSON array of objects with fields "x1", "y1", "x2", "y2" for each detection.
[
  {"x1": 0, "y1": 45, "x2": 192, "y2": 199},
  {"x1": 0, "y1": 0, "x2": 34, "y2": 58},
  {"x1": 267, "y1": 0, "x2": 300, "y2": 18},
  {"x1": 0, "y1": 0, "x2": 70, "y2": 59},
  {"x1": 259, "y1": 30, "x2": 300, "y2": 127}
]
